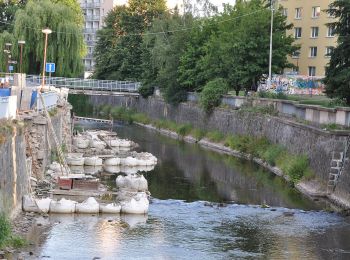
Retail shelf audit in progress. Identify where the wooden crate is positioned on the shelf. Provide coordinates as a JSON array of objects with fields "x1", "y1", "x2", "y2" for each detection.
[
  {"x1": 72, "y1": 179, "x2": 100, "y2": 190},
  {"x1": 58, "y1": 178, "x2": 73, "y2": 190}
]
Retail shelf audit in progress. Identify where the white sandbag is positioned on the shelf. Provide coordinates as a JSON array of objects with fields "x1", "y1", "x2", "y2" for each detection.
[
  {"x1": 104, "y1": 157, "x2": 121, "y2": 166},
  {"x1": 23, "y1": 195, "x2": 40, "y2": 213},
  {"x1": 49, "y1": 198, "x2": 77, "y2": 214},
  {"x1": 90, "y1": 140, "x2": 106, "y2": 150},
  {"x1": 121, "y1": 196, "x2": 149, "y2": 214},
  {"x1": 75, "y1": 197, "x2": 100, "y2": 214},
  {"x1": 84, "y1": 166, "x2": 103, "y2": 175},
  {"x1": 73, "y1": 137, "x2": 90, "y2": 149},
  {"x1": 116, "y1": 174, "x2": 148, "y2": 191},
  {"x1": 49, "y1": 162, "x2": 67, "y2": 174},
  {"x1": 100, "y1": 203, "x2": 121, "y2": 214},
  {"x1": 66, "y1": 156, "x2": 85, "y2": 166},
  {"x1": 70, "y1": 165, "x2": 85, "y2": 174},
  {"x1": 35, "y1": 198, "x2": 52, "y2": 213},
  {"x1": 84, "y1": 157, "x2": 103, "y2": 166},
  {"x1": 121, "y1": 157, "x2": 138, "y2": 167},
  {"x1": 118, "y1": 140, "x2": 132, "y2": 148}
]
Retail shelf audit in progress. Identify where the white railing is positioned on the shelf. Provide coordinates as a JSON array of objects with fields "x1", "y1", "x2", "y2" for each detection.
[
  {"x1": 26, "y1": 75, "x2": 141, "y2": 93},
  {"x1": 0, "y1": 96, "x2": 17, "y2": 119}
]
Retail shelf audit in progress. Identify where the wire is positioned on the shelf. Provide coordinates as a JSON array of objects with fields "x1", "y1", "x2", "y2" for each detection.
[{"x1": 0, "y1": 8, "x2": 266, "y2": 37}]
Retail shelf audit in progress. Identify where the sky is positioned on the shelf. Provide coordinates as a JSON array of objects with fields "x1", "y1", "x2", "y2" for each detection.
[
  {"x1": 167, "y1": 0, "x2": 236, "y2": 12},
  {"x1": 115, "y1": 0, "x2": 237, "y2": 12}
]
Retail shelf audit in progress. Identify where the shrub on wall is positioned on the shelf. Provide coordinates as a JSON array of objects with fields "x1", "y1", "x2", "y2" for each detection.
[
  {"x1": 200, "y1": 78, "x2": 229, "y2": 113},
  {"x1": 138, "y1": 85, "x2": 154, "y2": 98}
]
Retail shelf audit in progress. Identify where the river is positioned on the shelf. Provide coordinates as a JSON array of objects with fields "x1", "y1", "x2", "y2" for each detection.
[{"x1": 27, "y1": 124, "x2": 350, "y2": 259}]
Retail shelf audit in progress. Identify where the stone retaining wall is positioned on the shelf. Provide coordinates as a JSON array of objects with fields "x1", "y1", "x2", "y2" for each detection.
[
  {"x1": 88, "y1": 95, "x2": 350, "y2": 207},
  {"x1": 0, "y1": 105, "x2": 71, "y2": 216}
]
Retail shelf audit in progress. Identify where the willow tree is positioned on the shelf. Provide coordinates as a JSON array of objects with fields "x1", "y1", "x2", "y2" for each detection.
[
  {"x1": 0, "y1": 31, "x2": 15, "y2": 72},
  {"x1": 12, "y1": 0, "x2": 85, "y2": 77}
]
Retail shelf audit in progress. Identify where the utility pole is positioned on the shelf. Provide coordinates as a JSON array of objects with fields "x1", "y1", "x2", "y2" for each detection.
[{"x1": 268, "y1": 0, "x2": 274, "y2": 89}]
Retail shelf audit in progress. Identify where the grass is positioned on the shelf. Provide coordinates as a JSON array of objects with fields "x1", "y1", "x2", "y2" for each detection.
[
  {"x1": 239, "y1": 104, "x2": 279, "y2": 116},
  {"x1": 206, "y1": 131, "x2": 225, "y2": 143},
  {"x1": 0, "y1": 119, "x2": 24, "y2": 145},
  {"x1": 101, "y1": 105, "x2": 313, "y2": 185},
  {"x1": 0, "y1": 214, "x2": 26, "y2": 250}
]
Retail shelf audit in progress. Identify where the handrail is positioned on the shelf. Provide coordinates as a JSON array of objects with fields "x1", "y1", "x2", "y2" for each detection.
[{"x1": 25, "y1": 74, "x2": 141, "y2": 93}]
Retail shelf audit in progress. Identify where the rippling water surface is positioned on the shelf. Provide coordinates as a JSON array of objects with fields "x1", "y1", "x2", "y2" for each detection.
[{"x1": 29, "y1": 124, "x2": 350, "y2": 259}]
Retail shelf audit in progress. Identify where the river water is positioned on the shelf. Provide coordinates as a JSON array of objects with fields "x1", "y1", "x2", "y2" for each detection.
[{"x1": 28, "y1": 124, "x2": 350, "y2": 259}]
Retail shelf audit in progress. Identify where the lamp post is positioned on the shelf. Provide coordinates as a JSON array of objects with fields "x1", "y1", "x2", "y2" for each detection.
[
  {"x1": 268, "y1": 0, "x2": 274, "y2": 89},
  {"x1": 18, "y1": 40, "x2": 25, "y2": 74},
  {"x1": 41, "y1": 28, "x2": 52, "y2": 91},
  {"x1": 4, "y1": 43, "x2": 12, "y2": 74}
]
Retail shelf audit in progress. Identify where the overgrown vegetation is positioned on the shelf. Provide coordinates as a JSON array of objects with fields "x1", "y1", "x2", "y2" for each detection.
[
  {"x1": 0, "y1": 214, "x2": 26, "y2": 249},
  {"x1": 200, "y1": 78, "x2": 229, "y2": 113},
  {"x1": 0, "y1": 119, "x2": 24, "y2": 145},
  {"x1": 239, "y1": 104, "x2": 279, "y2": 116}
]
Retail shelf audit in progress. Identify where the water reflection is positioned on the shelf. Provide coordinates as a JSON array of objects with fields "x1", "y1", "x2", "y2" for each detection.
[{"x1": 116, "y1": 125, "x2": 321, "y2": 210}]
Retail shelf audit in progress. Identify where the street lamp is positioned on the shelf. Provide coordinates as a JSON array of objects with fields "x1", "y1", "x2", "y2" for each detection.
[
  {"x1": 41, "y1": 28, "x2": 52, "y2": 91},
  {"x1": 18, "y1": 40, "x2": 25, "y2": 74},
  {"x1": 268, "y1": 0, "x2": 275, "y2": 89},
  {"x1": 4, "y1": 43, "x2": 12, "y2": 74}
]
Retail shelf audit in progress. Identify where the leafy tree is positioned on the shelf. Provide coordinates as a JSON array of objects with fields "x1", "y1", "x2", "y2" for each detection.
[
  {"x1": 7, "y1": 0, "x2": 85, "y2": 76},
  {"x1": 324, "y1": 0, "x2": 350, "y2": 105},
  {"x1": 182, "y1": 0, "x2": 296, "y2": 95},
  {"x1": 93, "y1": 0, "x2": 166, "y2": 80},
  {"x1": 141, "y1": 11, "x2": 194, "y2": 104}
]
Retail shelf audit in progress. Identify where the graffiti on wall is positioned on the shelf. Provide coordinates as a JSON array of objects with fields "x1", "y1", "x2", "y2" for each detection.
[{"x1": 259, "y1": 75, "x2": 325, "y2": 95}]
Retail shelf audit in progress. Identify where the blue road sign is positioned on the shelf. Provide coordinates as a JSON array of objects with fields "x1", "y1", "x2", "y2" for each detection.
[
  {"x1": 9, "y1": 66, "x2": 13, "y2": 72},
  {"x1": 46, "y1": 63, "x2": 55, "y2": 73}
]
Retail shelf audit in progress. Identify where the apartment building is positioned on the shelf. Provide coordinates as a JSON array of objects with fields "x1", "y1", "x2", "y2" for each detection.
[
  {"x1": 79, "y1": 0, "x2": 124, "y2": 73},
  {"x1": 278, "y1": 0, "x2": 337, "y2": 77}
]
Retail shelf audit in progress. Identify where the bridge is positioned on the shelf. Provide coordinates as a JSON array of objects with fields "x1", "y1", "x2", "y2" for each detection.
[{"x1": 25, "y1": 75, "x2": 141, "y2": 96}]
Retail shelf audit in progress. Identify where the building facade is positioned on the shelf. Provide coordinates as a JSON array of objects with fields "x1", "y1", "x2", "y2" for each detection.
[
  {"x1": 278, "y1": 0, "x2": 337, "y2": 77},
  {"x1": 79, "y1": 0, "x2": 122, "y2": 73}
]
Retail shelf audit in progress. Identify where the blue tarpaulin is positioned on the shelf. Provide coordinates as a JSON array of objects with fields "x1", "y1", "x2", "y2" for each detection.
[
  {"x1": 0, "y1": 88, "x2": 11, "y2": 97},
  {"x1": 30, "y1": 90, "x2": 38, "y2": 109}
]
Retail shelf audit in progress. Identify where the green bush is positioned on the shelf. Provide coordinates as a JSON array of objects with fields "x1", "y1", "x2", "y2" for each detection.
[
  {"x1": 176, "y1": 123, "x2": 192, "y2": 137},
  {"x1": 206, "y1": 131, "x2": 225, "y2": 142},
  {"x1": 99, "y1": 105, "x2": 112, "y2": 117},
  {"x1": 0, "y1": 214, "x2": 11, "y2": 248},
  {"x1": 190, "y1": 128, "x2": 206, "y2": 141},
  {"x1": 110, "y1": 107, "x2": 133, "y2": 123},
  {"x1": 200, "y1": 78, "x2": 229, "y2": 113},
  {"x1": 131, "y1": 113, "x2": 151, "y2": 124},
  {"x1": 257, "y1": 91, "x2": 287, "y2": 100},
  {"x1": 138, "y1": 85, "x2": 154, "y2": 98},
  {"x1": 279, "y1": 155, "x2": 309, "y2": 184},
  {"x1": 260, "y1": 145, "x2": 285, "y2": 166}
]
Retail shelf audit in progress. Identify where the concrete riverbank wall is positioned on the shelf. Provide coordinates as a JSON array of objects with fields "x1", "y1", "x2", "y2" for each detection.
[
  {"x1": 0, "y1": 105, "x2": 71, "y2": 217},
  {"x1": 87, "y1": 95, "x2": 350, "y2": 208}
]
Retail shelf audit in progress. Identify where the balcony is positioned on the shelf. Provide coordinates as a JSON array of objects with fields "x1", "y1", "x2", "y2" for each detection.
[
  {"x1": 83, "y1": 28, "x2": 98, "y2": 33},
  {"x1": 85, "y1": 15, "x2": 100, "y2": 21},
  {"x1": 81, "y1": 2, "x2": 100, "y2": 8}
]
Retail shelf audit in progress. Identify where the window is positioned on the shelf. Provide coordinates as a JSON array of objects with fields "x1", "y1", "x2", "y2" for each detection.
[
  {"x1": 311, "y1": 27, "x2": 319, "y2": 38},
  {"x1": 295, "y1": 8, "x2": 302, "y2": 19},
  {"x1": 295, "y1": 27, "x2": 302, "y2": 38},
  {"x1": 312, "y1": 6, "x2": 321, "y2": 18},
  {"x1": 308, "y1": 66, "x2": 316, "y2": 76},
  {"x1": 327, "y1": 25, "x2": 335, "y2": 37},
  {"x1": 325, "y1": 46, "x2": 334, "y2": 57},
  {"x1": 310, "y1": 47, "x2": 317, "y2": 57},
  {"x1": 282, "y1": 8, "x2": 288, "y2": 17},
  {"x1": 292, "y1": 51, "x2": 300, "y2": 58}
]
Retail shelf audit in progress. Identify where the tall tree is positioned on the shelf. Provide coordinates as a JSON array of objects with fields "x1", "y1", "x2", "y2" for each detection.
[
  {"x1": 93, "y1": 0, "x2": 166, "y2": 80},
  {"x1": 0, "y1": 0, "x2": 27, "y2": 32},
  {"x1": 6, "y1": 0, "x2": 85, "y2": 76},
  {"x1": 199, "y1": 0, "x2": 296, "y2": 94},
  {"x1": 324, "y1": 0, "x2": 350, "y2": 105}
]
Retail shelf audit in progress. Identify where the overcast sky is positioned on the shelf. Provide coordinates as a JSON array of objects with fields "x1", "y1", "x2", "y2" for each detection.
[{"x1": 167, "y1": 0, "x2": 236, "y2": 12}]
